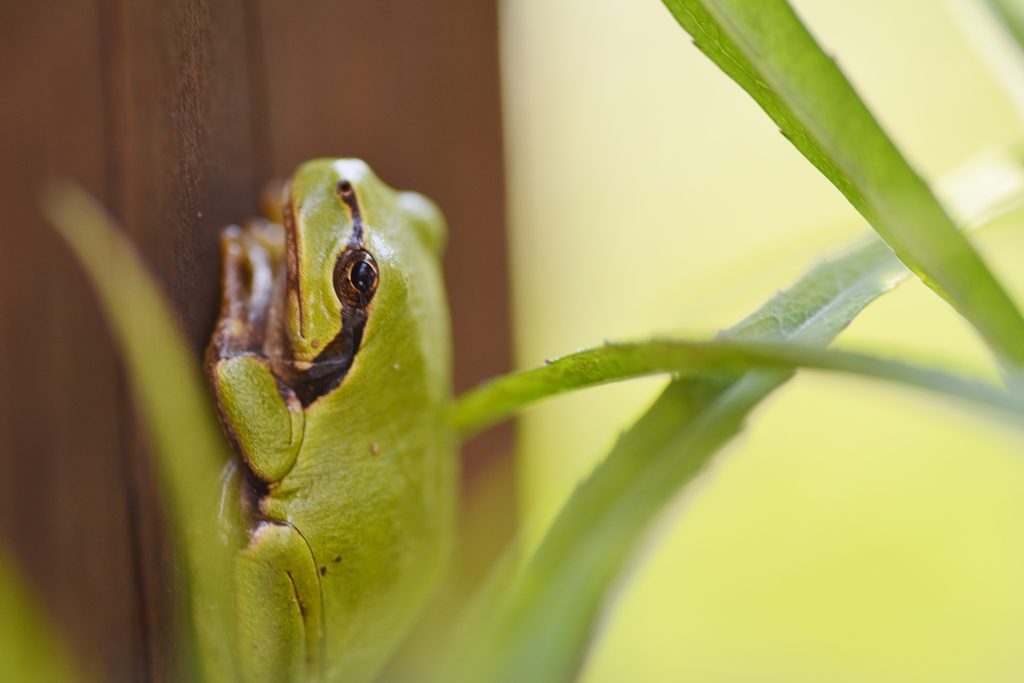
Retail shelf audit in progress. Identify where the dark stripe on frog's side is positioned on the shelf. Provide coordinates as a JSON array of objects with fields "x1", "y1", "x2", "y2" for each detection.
[{"x1": 287, "y1": 181, "x2": 371, "y2": 407}]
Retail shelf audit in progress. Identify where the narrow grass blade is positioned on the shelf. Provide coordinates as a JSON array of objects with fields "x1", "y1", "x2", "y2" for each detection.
[
  {"x1": 660, "y1": 0, "x2": 1024, "y2": 365},
  {"x1": 41, "y1": 182, "x2": 238, "y2": 683},
  {"x1": 455, "y1": 339, "x2": 1022, "y2": 440},
  {"x1": 0, "y1": 548, "x2": 85, "y2": 683}
]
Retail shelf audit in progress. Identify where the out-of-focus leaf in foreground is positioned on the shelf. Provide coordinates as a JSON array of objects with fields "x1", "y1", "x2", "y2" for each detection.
[
  {"x1": 441, "y1": 239, "x2": 912, "y2": 683},
  {"x1": 0, "y1": 548, "x2": 84, "y2": 683},
  {"x1": 660, "y1": 0, "x2": 1024, "y2": 366},
  {"x1": 986, "y1": 0, "x2": 1024, "y2": 53},
  {"x1": 42, "y1": 182, "x2": 238, "y2": 683}
]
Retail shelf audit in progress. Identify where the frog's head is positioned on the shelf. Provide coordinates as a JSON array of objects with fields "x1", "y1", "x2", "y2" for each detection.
[{"x1": 279, "y1": 158, "x2": 447, "y2": 402}]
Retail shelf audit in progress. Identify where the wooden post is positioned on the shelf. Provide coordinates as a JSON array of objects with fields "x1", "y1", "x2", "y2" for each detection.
[{"x1": 0, "y1": 2, "x2": 512, "y2": 680}]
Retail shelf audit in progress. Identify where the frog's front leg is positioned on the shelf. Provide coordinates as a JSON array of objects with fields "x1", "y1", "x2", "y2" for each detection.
[
  {"x1": 237, "y1": 521, "x2": 324, "y2": 683},
  {"x1": 206, "y1": 224, "x2": 303, "y2": 482}
]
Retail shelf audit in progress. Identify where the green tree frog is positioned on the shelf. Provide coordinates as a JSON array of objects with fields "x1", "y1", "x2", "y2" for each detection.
[{"x1": 205, "y1": 159, "x2": 455, "y2": 683}]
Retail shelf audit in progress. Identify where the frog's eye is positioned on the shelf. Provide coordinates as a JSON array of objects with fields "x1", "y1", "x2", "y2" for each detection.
[
  {"x1": 334, "y1": 249, "x2": 378, "y2": 308},
  {"x1": 350, "y1": 259, "x2": 376, "y2": 294}
]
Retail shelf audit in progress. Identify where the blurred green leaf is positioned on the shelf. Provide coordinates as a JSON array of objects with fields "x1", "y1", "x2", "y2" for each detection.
[
  {"x1": 0, "y1": 548, "x2": 85, "y2": 683},
  {"x1": 41, "y1": 182, "x2": 238, "y2": 683},
  {"x1": 660, "y1": 0, "x2": 1024, "y2": 365},
  {"x1": 986, "y1": 0, "x2": 1024, "y2": 52}
]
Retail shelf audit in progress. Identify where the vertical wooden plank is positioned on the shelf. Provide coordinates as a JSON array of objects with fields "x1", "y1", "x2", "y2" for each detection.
[
  {"x1": 105, "y1": 0, "x2": 267, "y2": 350},
  {"x1": 1, "y1": 1, "x2": 267, "y2": 680},
  {"x1": 98, "y1": 1, "x2": 268, "y2": 680},
  {"x1": 0, "y1": 3, "x2": 143, "y2": 681}
]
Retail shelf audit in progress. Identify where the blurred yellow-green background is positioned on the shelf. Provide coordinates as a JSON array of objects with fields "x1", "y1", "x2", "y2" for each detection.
[{"x1": 502, "y1": 0, "x2": 1024, "y2": 680}]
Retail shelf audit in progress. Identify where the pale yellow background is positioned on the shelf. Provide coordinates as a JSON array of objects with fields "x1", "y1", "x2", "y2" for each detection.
[{"x1": 500, "y1": 0, "x2": 1024, "y2": 681}]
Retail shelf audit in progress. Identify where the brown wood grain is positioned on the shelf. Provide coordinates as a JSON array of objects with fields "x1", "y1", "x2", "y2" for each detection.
[{"x1": 0, "y1": 2, "x2": 512, "y2": 681}]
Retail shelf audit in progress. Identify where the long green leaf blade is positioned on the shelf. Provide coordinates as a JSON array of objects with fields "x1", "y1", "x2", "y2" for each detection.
[
  {"x1": 41, "y1": 182, "x2": 238, "y2": 683},
  {"x1": 660, "y1": 0, "x2": 1024, "y2": 365},
  {"x1": 454, "y1": 338, "x2": 1021, "y2": 439}
]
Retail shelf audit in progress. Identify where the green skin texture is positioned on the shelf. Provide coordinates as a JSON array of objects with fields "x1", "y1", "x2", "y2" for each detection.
[{"x1": 206, "y1": 159, "x2": 455, "y2": 683}]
